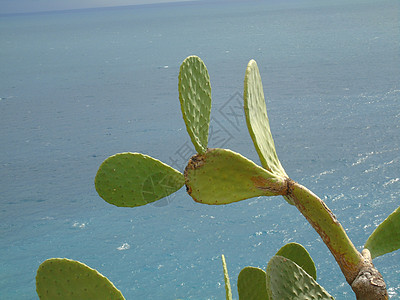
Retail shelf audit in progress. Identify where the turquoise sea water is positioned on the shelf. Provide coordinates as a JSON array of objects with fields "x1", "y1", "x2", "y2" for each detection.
[{"x1": 1, "y1": 0, "x2": 399, "y2": 298}]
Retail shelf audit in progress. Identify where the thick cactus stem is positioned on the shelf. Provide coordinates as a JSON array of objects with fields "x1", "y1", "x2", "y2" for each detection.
[
  {"x1": 286, "y1": 179, "x2": 389, "y2": 298},
  {"x1": 351, "y1": 249, "x2": 388, "y2": 300},
  {"x1": 287, "y1": 179, "x2": 363, "y2": 283}
]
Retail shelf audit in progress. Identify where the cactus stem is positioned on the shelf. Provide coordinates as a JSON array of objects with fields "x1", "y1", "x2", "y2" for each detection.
[
  {"x1": 351, "y1": 249, "x2": 388, "y2": 300},
  {"x1": 287, "y1": 179, "x2": 363, "y2": 282},
  {"x1": 286, "y1": 179, "x2": 388, "y2": 299}
]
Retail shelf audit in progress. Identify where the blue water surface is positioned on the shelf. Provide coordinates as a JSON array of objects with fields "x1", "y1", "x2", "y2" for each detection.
[{"x1": 1, "y1": 0, "x2": 399, "y2": 299}]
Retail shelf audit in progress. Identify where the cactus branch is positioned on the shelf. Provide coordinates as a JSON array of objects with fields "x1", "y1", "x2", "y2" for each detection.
[
  {"x1": 286, "y1": 179, "x2": 388, "y2": 299},
  {"x1": 287, "y1": 179, "x2": 362, "y2": 282}
]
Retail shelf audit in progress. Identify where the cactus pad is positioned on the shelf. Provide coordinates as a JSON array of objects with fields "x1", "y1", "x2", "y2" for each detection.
[
  {"x1": 276, "y1": 242, "x2": 317, "y2": 280},
  {"x1": 365, "y1": 205, "x2": 400, "y2": 259},
  {"x1": 179, "y1": 55, "x2": 212, "y2": 154},
  {"x1": 244, "y1": 60, "x2": 287, "y2": 178},
  {"x1": 184, "y1": 148, "x2": 287, "y2": 205},
  {"x1": 266, "y1": 255, "x2": 334, "y2": 299},
  {"x1": 237, "y1": 267, "x2": 269, "y2": 300},
  {"x1": 95, "y1": 152, "x2": 184, "y2": 207},
  {"x1": 36, "y1": 258, "x2": 125, "y2": 300},
  {"x1": 221, "y1": 255, "x2": 232, "y2": 300}
]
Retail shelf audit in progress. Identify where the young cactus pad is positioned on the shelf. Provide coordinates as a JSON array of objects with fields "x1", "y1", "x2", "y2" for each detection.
[
  {"x1": 184, "y1": 148, "x2": 287, "y2": 205},
  {"x1": 179, "y1": 55, "x2": 212, "y2": 154},
  {"x1": 275, "y1": 242, "x2": 317, "y2": 280},
  {"x1": 237, "y1": 267, "x2": 269, "y2": 300},
  {"x1": 266, "y1": 256, "x2": 334, "y2": 300},
  {"x1": 243, "y1": 59, "x2": 287, "y2": 179},
  {"x1": 36, "y1": 258, "x2": 125, "y2": 300},
  {"x1": 244, "y1": 60, "x2": 294, "y2": 206},
  {"x1": 365, "y1": 205, "x2": 400, "y2": 259},
  {"x1": 95, "y1": 152, "x2": 184, "y2": 207}
]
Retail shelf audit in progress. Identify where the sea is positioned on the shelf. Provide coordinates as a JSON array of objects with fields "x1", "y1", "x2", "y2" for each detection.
[{"x1": 0, "y1": 0, "x2": 399, "y2": 299}]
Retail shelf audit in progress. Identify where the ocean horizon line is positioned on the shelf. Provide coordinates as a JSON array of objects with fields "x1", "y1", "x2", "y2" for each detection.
[{"x1": 0, "y1": 0, "x2": 202, "y2": 17}]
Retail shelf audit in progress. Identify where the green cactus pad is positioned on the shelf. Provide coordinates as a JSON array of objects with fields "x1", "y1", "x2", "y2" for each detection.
[
  {"x1": 365, "y1": 205, "x2": 400, "y2": 259},
  {"x1": 221, "y1": 255, "x2": 232, "y2": 300},
  {"x1": 95, "y1": 152, "x2": 184, "y2": 207},
  {"x1": 237, "y1": 267, "x2": 269, "y2": 300},
  {"x1": 184, "y1": 148, "x2": 287, "y2": 205},
  {"x1": 244, "y1": 60, "x2": 288, "y2": 178},
  {"x1": 179, "y1": 55, "x2": 212, "y2": 154},
  {"x1": 36, "y1": 258, "x2": 125, "y2": 300},
  {"x1": 266, "y1": 256, "x2": 334, "y2": 299},
  {"x1": 276, "y1": 242, "x2": 317, "y2": 280}
]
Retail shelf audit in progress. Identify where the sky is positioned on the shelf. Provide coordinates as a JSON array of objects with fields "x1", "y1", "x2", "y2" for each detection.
[{"x1": 0, "y1": 0, "x2": 195, "y2": 14}]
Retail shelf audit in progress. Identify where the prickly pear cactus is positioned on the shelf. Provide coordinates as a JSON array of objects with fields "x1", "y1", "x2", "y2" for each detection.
[
  {"x1": 221, "y1": 255, "x2": 233, "y2": 300},
  {"x1": 365, "y1": 205, "x2": 400, "y2": 259},
  {"x1": 243, "y1": 60, "x2": 294, "y2": 206},
  {"x1": 36, "y1": 258, "x2": 125, "y2": 300},
  {"x1": 95, "y1": 152, "x2": 184, "y2": 207},
  {"x1": 243, "y1": 59, "x2": 287, "y2": 179},
  {"x1": 179, "y1": 55, "x2": 212, "y2": 154},
  {"x1": 276, "y1": 242, "x2": 317, "y2": 280},
  {"x1": 266, "y1": 256, "x2": 334, "y2": 299},
  {"x1": 184, "y1": 148, "x2": 287, "y2": 204},
  {"x1": 237, "y1": 267, "x2": 269, "y2": 300}
]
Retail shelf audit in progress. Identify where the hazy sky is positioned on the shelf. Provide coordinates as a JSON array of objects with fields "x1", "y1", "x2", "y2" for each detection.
[{"x1": 0, "y1": 0, "x2": 195, "y2": 14}]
